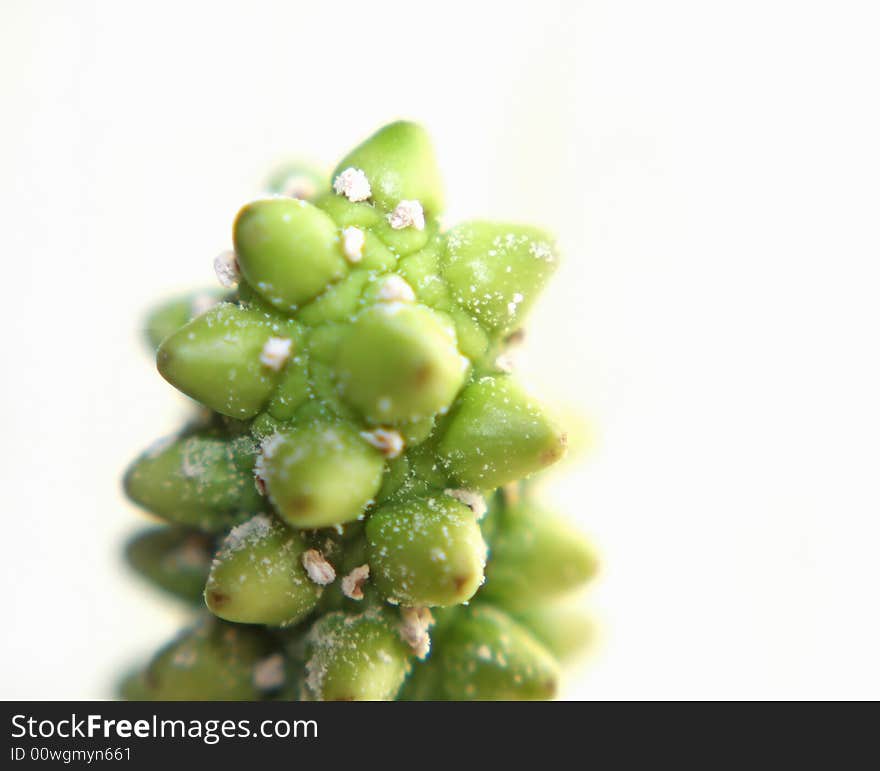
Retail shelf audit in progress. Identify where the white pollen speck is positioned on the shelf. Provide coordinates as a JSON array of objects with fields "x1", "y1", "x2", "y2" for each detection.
[
  {"x1": 341, "y1": 226, "x2": 365, "y2": 263},
  {"x1": 253, "y1": 653, "x2": 286, "y2": 690},
  {"x1": 529, "y1": 241, "x2": 555, "y2": 261},
  {"x1": 333, "y1": 167, "x2": 371, "y2": 202},
  {"x1": 259, "y1": 336, "x2": 293, "y2": 370},
  {"x1": 302, "y1": 549, "x2": 336, "y2": 586},
  {"x1": 507, "y1": 292, "x2": 525, "y2": 316},
  {"x1": 341, "y1": 564, "x2": 370, "y2": 600},
  {"x1": 213, "y1": 250, "x2": 240, "y2": 288},
  {"x1": 387, "y1": 200, "x2": 425, "y2": 230},
  {"x1": 444, "y1": 488, "x2": 487, "y2": 519},
  {"x1": 376, "y1": 275, "x2": 416, "y2": 303},
  {"x1": 360, "y1": 428, "x2": 405, "y2": 458},
  {"x1": 399, "y1": 607, "x2": 435, "y2": 660}
]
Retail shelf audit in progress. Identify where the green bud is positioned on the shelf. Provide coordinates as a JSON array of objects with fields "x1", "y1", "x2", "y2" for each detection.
[
  {"x1": 138, "y1": 618, "x2": 275, "y2": 700},
  {"x1": 205, "y1": 514, "x2": 322, "y2": 626},
  {"x1": 157, "y1": 303, "x2": 298, "y2": 419},
  {"x1": 442, "y1": 222, "x2": 558, "y2": 336},
  {"x1": 233, "y1": 197, "x2": 346, "y2": 311},
  {"x1": 481, "y1": 506, "x2": 599, "y2": 611},
  {"x1": 434, "y1": 605, "x2": 559, "y2": 700},
  {"x1": 332, "y1": 121, "x2": 444, "y2": 215},
  {"x1": 123, "y1": 432, "x2": 261, "y2": 531},
  {"x1": 144, "y1": 290, "x2": 223, "y2": 350},
  {"x1": 366, "y1": 496, "x2": 487, "y2": 607},
  {"x1": 259, "y1": 421, "x2": 384, "y2": 528},
  {"x1": 334, "y1": 303, "x2": 468, "y2": 423},
  {"x1": 438, "y1": 375, "x2": 566, "y2": 488},
  {"x1": 125, "y1": 527, "x2": 213, "y2": 604},
  {"x1": 303, "y1": 609, "x2": 411, "y2": 701}
]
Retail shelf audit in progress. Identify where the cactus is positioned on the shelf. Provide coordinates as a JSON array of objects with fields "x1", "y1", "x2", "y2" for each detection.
[{"x1": 121, "y1": 121, "x2": 597, "y2": 701}]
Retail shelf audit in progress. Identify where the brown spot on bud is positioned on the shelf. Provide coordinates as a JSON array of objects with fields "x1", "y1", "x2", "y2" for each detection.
[
  {"x1": 207, "y1": 590, "x2": 229, "y2": 608},
  {"x1": 285, "y1": 495, "x2": 313, "y2": 515},
  {"x1": 414, "y1": 363, "x2": 434, "y2": 387},
  {"x1": 540, "y1": 433, "x2": 568, "y2": 465}
]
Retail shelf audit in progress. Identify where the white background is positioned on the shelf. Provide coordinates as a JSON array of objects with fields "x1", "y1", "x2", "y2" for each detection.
[{"x1": 2, "y1": 0, "x2": 879, "y2": 699}]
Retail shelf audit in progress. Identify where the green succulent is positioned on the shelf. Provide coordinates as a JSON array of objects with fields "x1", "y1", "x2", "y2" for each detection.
[{"x1": 121, "y1": 121, "x2": 597, "y2": 701}]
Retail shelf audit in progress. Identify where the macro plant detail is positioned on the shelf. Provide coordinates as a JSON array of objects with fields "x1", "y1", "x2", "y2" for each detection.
[{"x1": 121, "y1": 121, "x2": 598, "y2": 701}]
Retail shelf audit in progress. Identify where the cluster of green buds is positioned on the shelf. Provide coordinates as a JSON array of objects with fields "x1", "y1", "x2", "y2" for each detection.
[{"x1": 121, "y1": 122, "x2": 598, "y2": 700}]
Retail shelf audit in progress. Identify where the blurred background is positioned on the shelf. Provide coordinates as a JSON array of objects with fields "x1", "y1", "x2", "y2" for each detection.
[{"x1": 2, "y1": 0, "x2": 879, "y2": 699}]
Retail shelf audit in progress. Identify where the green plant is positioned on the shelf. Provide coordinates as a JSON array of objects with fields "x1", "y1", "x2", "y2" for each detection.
[{"x1": 121, "y1": 122, "x2": 597, "y2": 701}]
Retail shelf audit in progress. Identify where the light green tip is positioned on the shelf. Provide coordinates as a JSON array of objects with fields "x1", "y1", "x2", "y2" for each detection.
[
  {"x1": 157, "y1": 303, "x2": 298, "y2": 419},
  {"x1": 233, "y1": 197, "x2": 346, "y2": 312},
  {"x1": 482, "y1": 503, "x2": 599, "y2": 611},
  {"x1": 304, "y1": 609, "x2": 412, "y2": 701},
  {"x1": 123, "y1": 431, "x2": 261, "y2": 531},
  {"x1": 442, "y1": 221, "x2": 559, "y2": 337},
  {"x1": 133, "y1": 618, "x2": 276, "y2": 701},
  {"x1": 438, "y1": 375, "x2": 567, "y2": 488},
  {"x1": 260, "y1": 420, "x2": 385, "y2": 528},
  {"x1": 433, "y1": 605, "x2": 560, "y2": 701},
  {"x1": 332, "y1": 121, "x2": 444, "y2": 215},
  {"x1": 366, "y1": 495, "x2": 487, "y2": 607},
  {"x1": 205, "y1": 514, "x2": 322, "y2": 626},
  {"x1": 125, "y1": 527, "x2": 213, "y2": 604},
  {"x1": 334, "y1": 302, "x2": 469, "y2": 424}
]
